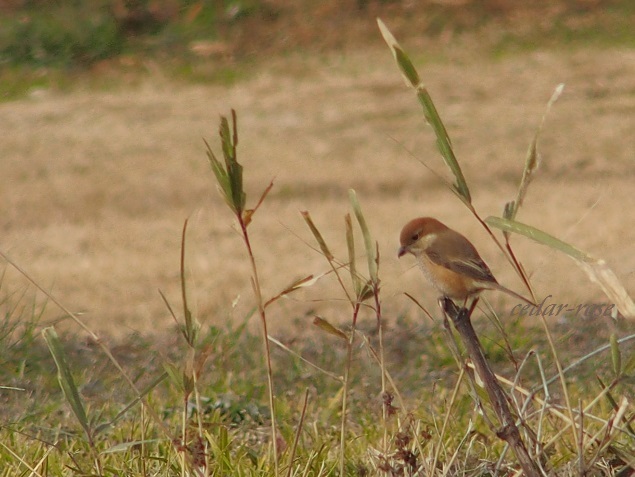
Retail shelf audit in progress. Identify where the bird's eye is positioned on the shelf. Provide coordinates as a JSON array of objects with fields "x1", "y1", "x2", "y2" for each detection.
[{"x1": 411, "y1": 233, "x2": 419, "y2": 241}]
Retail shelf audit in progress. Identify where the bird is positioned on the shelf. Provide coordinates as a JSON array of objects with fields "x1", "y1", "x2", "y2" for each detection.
[{"x1": 398, "y1": 217, "x2": 535, "y2": 307}]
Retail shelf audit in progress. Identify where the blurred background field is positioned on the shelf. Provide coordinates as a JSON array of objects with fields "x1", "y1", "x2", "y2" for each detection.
[
  {"x1": 1, "y1": 0, "x2": 634, "y2": 97},
  {"x1": 1, "y1": 0, "x2": 634, "y2": 336}
]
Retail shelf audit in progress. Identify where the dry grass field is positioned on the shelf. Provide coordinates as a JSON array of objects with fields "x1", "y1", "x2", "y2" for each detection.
[{"x1": 2, "y1": 41, "x2": 634, "y2": 337}]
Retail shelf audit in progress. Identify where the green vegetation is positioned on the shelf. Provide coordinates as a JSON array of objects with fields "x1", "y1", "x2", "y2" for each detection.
[
  {"x1": 3, "y1": 261, "x2": 634, "y2": 475},
  {"x1": 1, "y1": 0, "x2": 634, "y2": 101}
]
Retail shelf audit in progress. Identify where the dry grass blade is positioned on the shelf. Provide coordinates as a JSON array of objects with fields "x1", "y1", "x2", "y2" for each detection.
[
  {"x1": 0, "y1": 250, "x2": 173, "y2": 445},
  {"x1": 269, "y1": 335, "x2": 343, "y2": 382},
  {"x1": 95, "y1": 372, "x2": 169, "y2": 434},
  {"x1": 286, "y1": 389, "x2": 311, "y2": 477},
  {"x1": 301, "y1": 211, "x2": 334, "y2": 261},
  {"x1": 610, "y1": 334, "x2": 621, "y2": 376},
  {"x1": 243, "y1": 180, "x2": 274, "y2": 226},
  {"x1": 313, "y1": 316, "x2": 348, "y2": 341},
  {"x1": 506, "y1": 84, "x2": 565, "y2": 222},
  {"x1": 302, "y1": 210, "x2": 355, "y2": 304},
  {"x1": 378, "y1": 18, "x2": 471, "y2": 204},
  {"x1": 577, "y1": 259, "x2": 635, "y2": 318},
  {"x1": 596, "y1": 376, "x2": 635, "y2": 437},
  {"x1": 264, "y1": 274, "x2": 318, "y2": 309}
]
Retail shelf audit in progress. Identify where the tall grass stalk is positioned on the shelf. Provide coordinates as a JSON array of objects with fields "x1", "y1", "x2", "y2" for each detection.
[
  {"x1": 205, "y1": 110, "x2": 279, "y2": 473},
  {"x1": 303, "y1": 191, "x2": 385, "y2": 474}
]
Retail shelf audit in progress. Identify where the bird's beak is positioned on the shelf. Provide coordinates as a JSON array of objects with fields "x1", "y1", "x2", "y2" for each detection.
[{"x1": 397, "y1": 246, "x2": 407, "y2": 258}]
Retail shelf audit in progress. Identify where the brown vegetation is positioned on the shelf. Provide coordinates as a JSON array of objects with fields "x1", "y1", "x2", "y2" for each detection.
[{"x1": 1, "y1": 5, "x2": 634, "y2": 336}]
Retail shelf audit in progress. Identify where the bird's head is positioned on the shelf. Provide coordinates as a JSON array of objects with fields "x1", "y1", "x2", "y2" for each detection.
[{"x1": 398, "y1": 217, "x2": 448, "y2": 258}]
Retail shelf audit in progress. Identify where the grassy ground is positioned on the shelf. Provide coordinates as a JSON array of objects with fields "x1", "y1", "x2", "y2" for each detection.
[{"x1": 2, "y1": 2, "x2": 635, "y2": 475}]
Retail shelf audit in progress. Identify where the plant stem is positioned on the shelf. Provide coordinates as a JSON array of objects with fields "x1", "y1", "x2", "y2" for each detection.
[
  {"x1": 441, "y1": 298, "x2": 541, "y2": 477},
  {"x1": 340, "y1": 302, "x2": 361, "y2": 476},
  {"x1": 373, "y1": 286, "x2": 388, "y2": 452},
  {"x1": 239, "y1": 218, "x2": 279, "y2": 474}
]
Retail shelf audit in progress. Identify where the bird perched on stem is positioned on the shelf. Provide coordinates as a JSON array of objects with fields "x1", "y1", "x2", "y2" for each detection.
[{"x1": 398, "y1": 217, "x2": 535, "y2": 307}]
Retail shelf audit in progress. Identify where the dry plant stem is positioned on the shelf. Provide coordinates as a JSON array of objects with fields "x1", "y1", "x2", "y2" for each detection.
[
  {"x1": 535, "y1": 313, "x2": 580, "y2": 449},
  {"x1": 286, "y1": 388, "x2": 310, "y2": 477},
  {"x1": 181, "y1": 395, "x2": 188, "y2": 477},
  {"x1": 340, "y1": 302, "x2": 361, "y2": 476},
  {"x1": 238, "y1": 217, "x2": 279, "y2": 473},
  {"x1": 431, "y1": 365, "x2": 466, "y2": 475},
  {"x1": 441, "y1": 298, "x2": 541, "y2": 477},
  {"x1": 373, "y1": 286, "x2": 389, "y2": 452}
]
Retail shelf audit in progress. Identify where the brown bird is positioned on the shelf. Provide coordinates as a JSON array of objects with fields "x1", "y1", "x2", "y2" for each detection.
[{"x1": 398, "y1": 217, "x2": 535, "y2": 306}]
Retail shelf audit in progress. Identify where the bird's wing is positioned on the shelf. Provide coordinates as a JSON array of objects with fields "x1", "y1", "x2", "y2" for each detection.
[{"x1": 425, "y1": 233, "x2": 498, "y2": 284}]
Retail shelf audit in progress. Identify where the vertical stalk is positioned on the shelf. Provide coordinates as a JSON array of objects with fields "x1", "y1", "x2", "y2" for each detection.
[
  {"x1": 340, "y1": 302, "x2": 361, "y2": 476},
  {"x1": 374, "y1": 286, "x2": 388, "y2": 452},
  {"x1": 442, "y1": 298, "x2": 540, "y2": 477},
  {"x1": 238, "y1": 217, "x2": 279, "y2": 474}
]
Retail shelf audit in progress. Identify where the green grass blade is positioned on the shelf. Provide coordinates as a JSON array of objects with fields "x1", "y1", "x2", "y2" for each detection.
[
  {"x1": 610, "y1": 333, "x2": 621, "y2": 376},
  {"x1": 221, "y1": 110, "x2": 246, "y2": 214},
  {"x1": 206, "y1": 111, "x2": 246, "y2": 215},
  {"x1": 205, "y1": 139, "x2": 234, "y2": 212},
  {"x1": 179, "y1": 219, "x2": 198, "y2": 347},
  {"x1": 485, "y1": 216, "x2": 589, "y2": 261},
  {"x1": 486, "y1": 216, "x2": 635, "y2": 318},
  {"x1": 348, "y1": 189, "x2": 378, "y2": 284},
  {"x1": 344, "y1": 213, "x2": 361, "y2": 296},
  {"x1": 378, "y1": 18, "x2": 471, "y2": 204},
  {"x1": 42, "y1": 326, "x2": 91, "y2": 440}
]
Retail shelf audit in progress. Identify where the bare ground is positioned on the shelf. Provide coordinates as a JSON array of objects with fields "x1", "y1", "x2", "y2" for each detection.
[{"x1": 2, "y1": 45, "x2": 634, "y2": 337}]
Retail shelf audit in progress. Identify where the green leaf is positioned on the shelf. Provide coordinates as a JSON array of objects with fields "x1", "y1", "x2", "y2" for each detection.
[
  {"x1": 486, "y1": 216, "x2": 635, "y2": 318},
  {"x1": 42, "y1": 327, "x2": 91, "y2": 440},
  {"x1": 206, "y1": 110, "x2": 246, "y2": 215},
  {"x1": 378, "y1": 18, "x2": 471, "y2": 204},
  {"x1": 394, "y1": 46, "x2": 420, "y2": 87},
  {"x1": 180, "y1": 219, "x2": 198, "y2": 347},
  {"x1": 205, "y1": 139, "x2": 234, "y2": 212},
  {"x1": 485, "y1": 216, "x2": 589, "y2": 261},
  {"x1": 345, "y1": 213, "x2": 361, "y2": 296},
  {"x1": 349, "y1": 190, "x2": 378, "y2": 285},
  {"x1": 415, "y1": 85, "x2": 471, "y2": 204}
]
